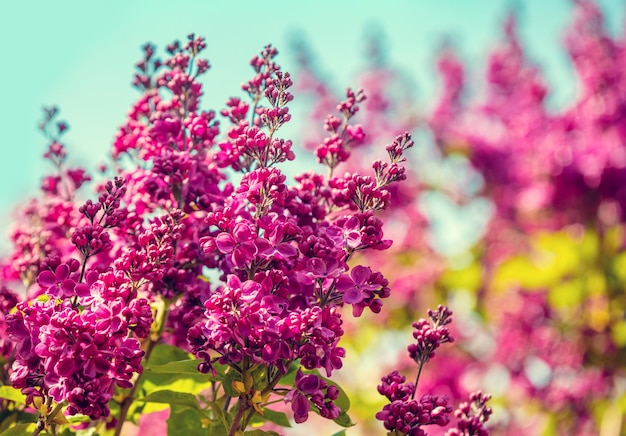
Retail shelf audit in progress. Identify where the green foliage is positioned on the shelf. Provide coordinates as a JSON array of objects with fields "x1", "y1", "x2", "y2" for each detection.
[
  {"x1": 0, "y1": 388, "x2": 37, "y2": 436},
  {"x1": 138, "y1": 344, "x2": 213, "y2": 398},
  {"x1": 0, "y1": 387, "x2": 26, "y2": 406},
  {"x1": 221, "y1": 369, "x2": 243, "y2": 398},
  {"x1": 138, "y1": 390, "x2": 203, "y2": 410},
  {"x1": 249, "y1": 408, "x2": 291, "y2": 428},
  {"x1": 611, "y1": 320, "x2": 626, "y2": 346},
  {"x1": 205, "y1": 399, "x2": 232, "y2": 431},
  {"x1": 0, "y1": 424, "x2": 35, "y2": 436},
  {"x1": 167, "y1": 404, "x2": 214, "y2": 436},
  {"x1": 332, "y1": 412, "x2": 356, "y2": 428},
  {"x1": 146, "y1": 359, "x2": 209, "y2": 376},
  {"x1": 127, "y1": 344, "x2": 214, "y2": 423}
]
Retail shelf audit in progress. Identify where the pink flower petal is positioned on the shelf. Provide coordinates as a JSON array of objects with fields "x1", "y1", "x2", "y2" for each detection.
[
  {"x1": 350, "y1": 265, "x2": 371, "y2": 286},
  {"x1": 343, "y1": 287, "x2": 364, "y2": 304},
  {"x1": 55, "y1": 263, "x2": 70, "y2": 280},
  {"x1": 215, "y1": 232, "x2": 236, "y2": 253},
  {"x1": 37, "y1": 270, "x2": 57, "y2": 288}
]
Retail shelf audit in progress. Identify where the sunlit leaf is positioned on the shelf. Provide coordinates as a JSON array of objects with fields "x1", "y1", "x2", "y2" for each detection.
[
  {"x1": 0, "y1": 424, "x2": 36, "y2": 436},
  {"x1": 139, "y1": 344, "x2": 212, "y2": 396},
  {"x1": 138, "y1": 390, "x2": 202, "y2": 410},
  {"x1": 206, "y1": 400, "x2": 232, "y2": 431},
  {"x1": 249, "y1": 408, "x2": 291, "y2": 428},
  {"x1": 333, "y1": 411, "x2": 356, "y2": 428},
  {"x1": 167, "y1": 404, "x2": 213, "y2": 436},
  {"x1": 222, "y1": 370, "x2": 242, "y2": 398},
  {"x1": 146, "y1": 359, "x2": 207, "y2": 375},
  {"x1": 0, "y1": 387, "x2": 26, "y2": 405}
]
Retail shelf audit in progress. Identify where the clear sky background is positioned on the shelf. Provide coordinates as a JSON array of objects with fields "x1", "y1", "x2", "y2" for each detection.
[{"x1": 0, "y1": 0, "x2": 624, "y2": 254}]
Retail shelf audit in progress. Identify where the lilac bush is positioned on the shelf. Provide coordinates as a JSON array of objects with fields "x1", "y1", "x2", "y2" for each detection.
[{"x1": 0, "y1": 34, "x2": 485, "y2": 436}]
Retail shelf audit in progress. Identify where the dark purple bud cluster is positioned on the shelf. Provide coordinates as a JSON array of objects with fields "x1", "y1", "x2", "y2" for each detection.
[
  {"x1": 408, "y1": 305, "x2": 454, "y2": 365},
  {"x1": 376, "y1": 392, "x2": 452, "y2": 435},
  {"x1": 376, "y1": 307, "x2": 484, "y2": 435},
  {"x1": 286, "y1": 370, "x2": 341, "y2": 424},
  {"x1": 445, "y1": 391, "x2": 492, "y2": 436},
  {"x1": 315, "y1": 88, "x2": 368, "y2": 170}
]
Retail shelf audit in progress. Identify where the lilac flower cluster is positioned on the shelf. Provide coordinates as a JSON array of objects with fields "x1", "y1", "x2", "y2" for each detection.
[
  {"x1": 7, "y1": 297, "x2": 145, "y2": 420},
  {"x1": 376, "y1": 370, "x2": 452, "y2": 435},
  {"x1": 285, "y1": 369, "x2": 341, "y2": 423},
  {"x1": 315, "y1": 88, "x2": 367, "y2": 171},
  {"x1": 216, "y1": 45, "x2": 295, "y2": 171},
  {"x1": 6, "y1": 180, "x2": 152, "y2": 422},
  {"x1": 429, "y1": 2, "x2": 626, "y2": 233},
  {"x1": 377, "y1": 307, "x2": 491, "y2": 435},
  {"x1": 408, "y1": 305, "x2": 454, "y2": 365},
  {"x1": 182, "y1": 44, "x2": 411, "y2": 428},
  {"x1": 445, "y1": 391, "x2": 492, "y2": 436}
]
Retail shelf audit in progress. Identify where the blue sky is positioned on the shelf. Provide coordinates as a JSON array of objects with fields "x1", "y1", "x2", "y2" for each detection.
[{"x1": 0, "y1": 0, "x2": 624, "y2": 253}]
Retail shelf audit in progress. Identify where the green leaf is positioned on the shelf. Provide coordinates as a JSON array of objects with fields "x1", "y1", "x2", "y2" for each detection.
[
  {"x1": 206, "y1": 400, "x2": 232, "y2": 431},
  {"x1": 331, "y1": 431, "x2": 347, "y2": 436},
  {"x1": 145, "y1": 347, "x2": 227, "y2": 379},
  {"x1": 138, "y1": 390, "x2": 202, "y2": 410},
  {"x1": 0, "y1": 410, "x2": 17, "y2": 433},
  {"x1": 249, "y1": 408, "x2": 291, "y2": 428},
  {"x1": 139, "y1": 344, "x2": 212, "y2": 396},
  {"x1": 134, "y1": 344, "x2": 214, "y2": 424},
  {"x1": 66, "y1": 414, "x2": 91, "y2": 424},
  {"x1": 250, "y1": 365, "x2": 268, "y2": 391},
  {"x1": 204, "y1": 420, "x2": 229, "y2": 436},
  {"x1": 0, "y1": 387, "x2": 26, "y2": 405},
  {"x1": 260, "y1": 408, "x2": 291, "y2": 428},
  {"x1": 0, "y1": 424, "x2": 35, "y2": 436},
  {"x1": 333, "y1": 412, "x2": 356, "y2": 428},
  {"x1": 167, "y1": 404, "x2": 213, "y2": 436},
  {"x1": 244, "y1": 430, "x2": 280, "y2": 436},
  {"x1": 0, "y1": 411, "x2": 36, "y2": 433},
  {"x1": 146, "y1": 359, "x2": 207, "y2": 375},
  {"x1": 612, "y1": 321, "x2": 626, "y2": 347},
  {"x1": 222, "y1": 370, "x2": 242, "y2": 398},
  {"x1": 147, "y1": 344, "x2": 192, "y2": 366},
  {"x1": 58, "y1": 429, "x2": 82, "y2": 436},
  {"x1": 275, "y1": 363, "x2": 299, "y2": 387},
  {"x1": 548, "y1": 279, "x2": 584, "y2": 309},
  {"x1": 73, "y1": 427, "x2": 98, "y2": 436}
]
